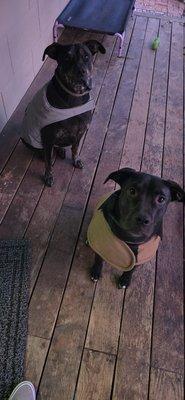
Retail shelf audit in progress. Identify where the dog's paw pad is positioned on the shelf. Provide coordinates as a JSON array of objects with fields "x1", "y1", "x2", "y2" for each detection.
[{"x1": 73, "y1": 159, "x2": 84, "y2": 169}]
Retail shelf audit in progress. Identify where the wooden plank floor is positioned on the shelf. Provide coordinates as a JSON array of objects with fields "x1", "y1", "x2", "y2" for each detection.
[{"x1": 0, "y1": 12, "x2": 184, "y2": 400}]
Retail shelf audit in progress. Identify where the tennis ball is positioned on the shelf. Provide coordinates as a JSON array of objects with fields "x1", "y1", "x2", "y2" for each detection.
[{"x1": 151, "y1": 37, "x2": 160, "y2": 50}]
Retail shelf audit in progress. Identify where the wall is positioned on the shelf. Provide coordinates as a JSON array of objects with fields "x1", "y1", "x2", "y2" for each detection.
[{"x1": 0, "y1": 0, "x2": 69, "y2": 132}]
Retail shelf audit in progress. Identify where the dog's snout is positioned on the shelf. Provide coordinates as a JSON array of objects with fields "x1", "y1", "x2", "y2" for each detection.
[{"x1": 136, "y1": 214, "x2": 150, "y2": 226}]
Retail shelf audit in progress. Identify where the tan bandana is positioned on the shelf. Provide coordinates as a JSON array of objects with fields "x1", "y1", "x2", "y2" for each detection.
[{"x1": 87, "y1": 194, "x2": 160, "y2": 271}]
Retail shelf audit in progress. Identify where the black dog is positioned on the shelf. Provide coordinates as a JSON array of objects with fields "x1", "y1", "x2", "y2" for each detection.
[
  {"x1": 21, "y1": 41, "x2": 106, "y2": 186},
  {"x1": 88, "y1": 168, "x2": 185, "y2": 288}
]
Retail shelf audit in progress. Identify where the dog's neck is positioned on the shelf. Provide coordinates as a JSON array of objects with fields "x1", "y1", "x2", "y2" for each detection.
[{"x1": 46, "y1": 75, "x2": 90, "y2": 109}]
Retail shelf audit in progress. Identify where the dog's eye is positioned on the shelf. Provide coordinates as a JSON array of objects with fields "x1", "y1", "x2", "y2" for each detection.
[
  {"x1": 156, "y1": 195, "x2": 165, "y2": 203},
  {"x1": 128, "y1": 187, "x2": 137, "y2": 197},
  {"x1": 84, "y1": 54, "x2": 89, "y2": 61}
]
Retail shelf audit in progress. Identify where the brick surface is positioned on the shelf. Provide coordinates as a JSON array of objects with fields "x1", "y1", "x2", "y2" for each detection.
[{"x1": 135, "y1": 0, "x2": 184, "y2": 16}]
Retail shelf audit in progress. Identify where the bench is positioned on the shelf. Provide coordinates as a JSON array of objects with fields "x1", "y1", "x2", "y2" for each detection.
[{"x1": 53, "y1": 0, "x2": 136, "y2": 56}]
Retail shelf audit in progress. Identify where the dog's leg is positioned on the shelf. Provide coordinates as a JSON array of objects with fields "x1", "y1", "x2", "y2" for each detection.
[
  {"x1": 41, "y1": 126, "x2": 55, "y2": 187},
  {"x1": 91, "y1": 253, "x2": 103, "y2": 282},
  {"x1": 118, "y1": 268, "x2": 135, "y2": 289},
  {"x1": 57, "y1": 147, "x2": 66, "y2": 159},
  {"x1": 71, "y1": 143, "x2": 83, "y2": 169}
]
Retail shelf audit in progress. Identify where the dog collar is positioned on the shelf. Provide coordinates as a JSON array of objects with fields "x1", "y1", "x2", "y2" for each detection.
[
  {"x1": 87, "y1": 193, "x2": 161, "y2": 271},
  {"x1": 55, "y1": 73, "x2": 90, "y2": 97}
]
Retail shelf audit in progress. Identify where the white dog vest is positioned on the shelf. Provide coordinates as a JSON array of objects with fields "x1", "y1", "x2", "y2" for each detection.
[{"x1": 21, "y1": 83, "x2": 94, "y2": 149}]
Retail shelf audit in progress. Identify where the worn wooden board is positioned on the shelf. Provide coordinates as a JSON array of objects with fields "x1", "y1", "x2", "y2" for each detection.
[
  {"x1": 149, "y1": 368, "x2": 184, "y2": 400},
  {"x1": 85, "y1": 263, "x2": 124, "y2": 355},
  {"x1": 112, "y1": 261, "x2": 156, "y2": 400},
  {"x1": 74, "y1": 349, "x2": 115, "y2": 400},
  {"x1": 151, "y1": 21, "x2": 184, "y2": 375},
  {"x1": 25, "y1": 335, "x2": 49, "y2": 389},
  {"x1": 0, "y1": 141, "x2": 32, "y2": 223},
  {"x1": 85, "y1": 15, "x2": 147, "y2": 355},
  {"x1": 36, "y1": 235, "x2": 96, "y2": 400},
  {"x1": 142, "y1": 19, "x2": 172, "y2": 175},
  {"x1": 112, "y1": 17, "x2": 172, "y2": 400},
  {"x1": 120, "y1": 17, "x2": 159, "y2": 170},
  {"x1": 0, "y1": 156, "x2": 43, "y2": 238}
]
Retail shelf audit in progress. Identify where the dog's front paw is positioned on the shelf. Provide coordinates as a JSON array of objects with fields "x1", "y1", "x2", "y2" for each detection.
[
  {"x1": 44, "y1": 172, "x2": 54, "y2": 187},
  {"x1": 90, "y1": 266, "x2": 101, "y2": 283},
  {"x1": 57, "y1": 147, "x2": 66, "y2": 159},
  {"x1": 117, "y1": 275, "x2": 130, "y2": 289},
  {"x1": 73, "y1": 159, "x2": 84, "y2": 169},
  {"x1": 117, "y1": 280, "x2": 127, "y2": 289}
]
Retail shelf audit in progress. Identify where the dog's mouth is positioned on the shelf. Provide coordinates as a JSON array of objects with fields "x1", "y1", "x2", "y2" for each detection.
[
  {"x1": 73, "y1": 82, "x2": 90, "y2": 93},
  {"x1": 72, "y1": 79, "x2": 92, "y2": 93},
  {"x1": 120, "y1": 225, "x2": 149, "y2": 242},
  {"x1": 66, "y1": 75, "x2": 92, "y2": 93},
  {"x1": 108, "y1": 213, "x2": 153, "y2": 243},
  {"x1": 122, "y1": 221, "x2": 152, "y2": 235}
]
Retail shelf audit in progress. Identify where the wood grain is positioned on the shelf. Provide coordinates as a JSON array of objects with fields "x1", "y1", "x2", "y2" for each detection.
[
  {"x1": 25, "y1": 335, "x2": 49, "y2": 389},
  {"x1": 85, "y1": 16, "x2": 148, "y2": 355},
  {"x1": 151, "y1": 21, "x2": 184, "y2": 375},
  {"x1": 112, "y1": 261, "x2": 156, "y2": 400},
  {"x1": 142, "y1": 19, "x2": 171, "y2": 175},
  {"x1": 75, "y1": 349, "x2": 115, "y2": 400},
  {"x1": 85, "y1": 263, "x2": 124, "y2": 355},
  {"x1": 149, "y1": 367, "x2": 184, "y2": 400},
  {"x1": 112, "y1": 16, "x2": 171, "y2": 400},
  {"x1": 120, "y1": 17, "x2": 159, "y2": 170},
  {"x1": 0, "y1": 141, "x2": 32, "y2": 223},
  {"x1": 0, "y1": 156, "x2": 43, "y2": 238}
]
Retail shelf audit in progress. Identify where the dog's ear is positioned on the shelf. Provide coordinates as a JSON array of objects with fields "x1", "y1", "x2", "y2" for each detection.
[
  {"x1": 42, "y1": 43, "x2": 63, "y2": 61},
  {"x1": 84, "y1": 40, "x2": 106, "y2": 55},
  {"x1": 164, "y1": 179, "x2": 185, "y2": 202},
  {"x1": 104, "y1": 168, "x2": 137, "y2": 187}
]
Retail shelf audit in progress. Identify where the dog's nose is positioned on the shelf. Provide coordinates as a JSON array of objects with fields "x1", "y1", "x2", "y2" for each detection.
[
  {"x1": 82, "y1": 77, "x2": 92, "y2": 90},
  {"x1": 136, "y1": 214, "x2": 150, "y2": 226}
]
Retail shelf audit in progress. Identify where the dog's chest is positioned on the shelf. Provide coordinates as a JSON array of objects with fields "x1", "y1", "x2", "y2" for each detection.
[
  {"x1": 55, "y1": 110, "x2": 92, "y2": 146},
  {"x1": 87, "y1": 193, "x2": 161, "y2": 271},
  {"x1": 21, "y1": 84, "x2": 94, "y2": 149}
]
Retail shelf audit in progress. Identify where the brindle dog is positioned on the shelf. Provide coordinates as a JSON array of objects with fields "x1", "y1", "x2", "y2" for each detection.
[
  {"x1": 90, "y1": 168, "x2": 185, "y2": 288},
  {"x1": 21, "y1": 41, "x2": 106, "y2": 186}
]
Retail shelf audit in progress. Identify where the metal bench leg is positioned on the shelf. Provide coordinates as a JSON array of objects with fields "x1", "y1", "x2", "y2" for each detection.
[
  {"x1": 53, "y1": 21, "x2": 64, "y2": 42},
  {"x1": 115, "y1": 32, "x2": 125, "y2": 57},
  {"x1": 53, "y1": 20, "x2": 58, "y2": 42}
]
